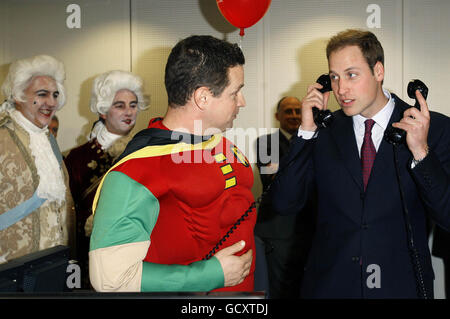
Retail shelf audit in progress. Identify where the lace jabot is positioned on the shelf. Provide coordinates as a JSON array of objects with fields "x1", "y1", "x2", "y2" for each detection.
[
  {"x1": 9, "y1": 108, "x2": 66, "y2": 204},
  {"x1": 89, "y1": 121, "x2": 123, "y2": 151}
]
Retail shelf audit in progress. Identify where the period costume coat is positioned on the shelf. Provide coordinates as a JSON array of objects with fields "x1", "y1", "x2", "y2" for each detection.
[{"x1": 0, "y1": 107, "x2": 74, "y2": 263}]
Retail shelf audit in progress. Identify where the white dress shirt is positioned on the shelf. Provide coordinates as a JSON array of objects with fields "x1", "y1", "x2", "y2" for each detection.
[{"x1": 353, "y1": 89, "x2": 394, "y2": 156}]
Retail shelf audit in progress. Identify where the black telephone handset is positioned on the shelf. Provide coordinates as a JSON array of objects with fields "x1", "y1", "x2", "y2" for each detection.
[
  {"x1": 384, "y1": 79, "x2": 429, "y2": 145},
  {"x1": 313, "y1": 74, "x2": 334, "y2": 128},
  {"x1": 407, "y1": 79, "x2": 428, "y2": 108}
]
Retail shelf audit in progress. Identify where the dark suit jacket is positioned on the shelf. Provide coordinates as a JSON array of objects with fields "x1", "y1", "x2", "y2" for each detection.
[
  {"x1": 256, "y1": 130, "x2": 295, "y2": 238},
  {"x1": 271, "y1": 94, "x2": 450, "y2": 298},
  {"x1": 255, "y1": 130, "x2": 316, "y2": 242}
]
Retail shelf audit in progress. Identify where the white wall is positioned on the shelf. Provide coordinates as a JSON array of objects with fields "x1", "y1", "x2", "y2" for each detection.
[{"x1": 0, "y1": 0, "x2": 448, "y2": 298}]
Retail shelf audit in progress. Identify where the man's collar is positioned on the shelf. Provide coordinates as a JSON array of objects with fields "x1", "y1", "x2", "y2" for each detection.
[
  {"x1": 279, "y1": 127, "x2": 293, "y2": 140},
  {"x1": 353, "y1": 88, "x2": 395, "y2": 131}
]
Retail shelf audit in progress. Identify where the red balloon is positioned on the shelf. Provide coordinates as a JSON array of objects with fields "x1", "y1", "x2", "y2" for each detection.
[{"x1": 216, "y1": 0, "x2": 271, "y2": 36}]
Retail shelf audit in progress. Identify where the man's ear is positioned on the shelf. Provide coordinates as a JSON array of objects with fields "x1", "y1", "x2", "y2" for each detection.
[
  {"x1": 99, "y1": 113, "x2": 107, "y2": 120},
  {"x1": 275, "y1": 111, "x2": 280, "y2": 122},
  {"x1": 373, "y1": 61, "x2": 384, "y2": 82},
  {"x1": 193, "y1": 86, "x2": 211, "y2": 110}
]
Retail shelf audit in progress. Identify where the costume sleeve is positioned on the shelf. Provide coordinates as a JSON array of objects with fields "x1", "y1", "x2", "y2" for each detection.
[
  {"x1": 89, "y1": 171, "x2": 224, "y2": 292},
  {"x1": 271, "y1": 136, "x2": 316, "y2": 216}
]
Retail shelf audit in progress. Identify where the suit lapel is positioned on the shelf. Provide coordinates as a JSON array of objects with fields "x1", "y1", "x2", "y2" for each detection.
[
  {"x1": 330, "y1": 114, "x2": 364, "y2": 191},
  {"x1": 365, "y1": 95, "x2": 411, "y2": 190},
  {"x1": 278, "y1": 130, "x2": 291, "y2": 157}
]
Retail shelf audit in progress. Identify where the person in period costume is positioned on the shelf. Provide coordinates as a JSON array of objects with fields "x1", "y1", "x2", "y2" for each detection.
[
  {"x1": 64, "y1": 70, "x2": 147, "y2": 288},
  {"x1": 0, "y1": 55, "x2": 74, "y2": 263}
]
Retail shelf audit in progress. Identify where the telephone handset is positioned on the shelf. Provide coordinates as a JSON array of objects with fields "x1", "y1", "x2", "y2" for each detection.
[
  {"x1": 384, "y1": 79, "x2": 429, "y2": 145},
  {"x1": 407, "y1": 79, "x2": 428, "y2": 108},
  {"x1": 313, "y1": 74, "x2": 334, "y2": 128}
]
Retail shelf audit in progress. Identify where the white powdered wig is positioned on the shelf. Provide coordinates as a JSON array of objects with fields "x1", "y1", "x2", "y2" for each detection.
[
  {"x1": 1, "y1": 55, "x2": 66, "y2": 109},
  {"x1": 90, "y1": 70, "x2": 148, "y2": 115}
]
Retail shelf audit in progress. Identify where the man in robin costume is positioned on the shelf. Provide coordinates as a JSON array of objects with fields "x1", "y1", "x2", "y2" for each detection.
[{"x1": 89, "y1": 35, "x2": 254, "y2": 292}]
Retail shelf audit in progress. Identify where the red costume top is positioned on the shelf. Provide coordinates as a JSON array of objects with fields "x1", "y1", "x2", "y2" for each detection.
[{"x1": 109, "y1": 118, "x2": 256, "y2": 291}]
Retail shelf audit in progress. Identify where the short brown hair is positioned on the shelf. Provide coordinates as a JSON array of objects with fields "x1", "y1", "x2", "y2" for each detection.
[
  {"x1": 165, "y1": 35, "x2": 245, "y2": 107},
  {"x1": 326, "y1": 29, "x2": 384, "y2": 73}
]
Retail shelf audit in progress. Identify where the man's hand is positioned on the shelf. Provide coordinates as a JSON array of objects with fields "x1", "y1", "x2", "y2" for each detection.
[
  {"x1": 300, "y1": 83, "x2": 331, "y2": 132},
  {"x1": 392, "y1": 90, "x2": 430, "y2": 160},
  {"x1": 214, "y1": 240, "x2": 252, "y2": 287}
]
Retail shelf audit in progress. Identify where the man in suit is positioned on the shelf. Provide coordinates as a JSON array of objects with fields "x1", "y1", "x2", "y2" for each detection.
[
  {"x1": 271, "y1": 29, "x2": 450, "y2": 298},
  {"x1": 255, "y1": 96, "x2": 316, "y2": 298}
]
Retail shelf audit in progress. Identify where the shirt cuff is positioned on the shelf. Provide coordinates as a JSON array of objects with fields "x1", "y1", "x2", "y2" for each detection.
[{"x1": 297, "y1": 127, "x2": 318, "y2": 140}]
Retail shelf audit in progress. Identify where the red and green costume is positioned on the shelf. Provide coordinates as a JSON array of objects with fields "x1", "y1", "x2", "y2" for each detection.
[{"x1": 89, "y1": 118, "x2": 256, "y2": 292}]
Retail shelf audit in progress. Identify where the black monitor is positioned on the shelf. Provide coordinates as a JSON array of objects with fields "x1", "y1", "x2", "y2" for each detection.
[
  {"x1": 0, "y1": 245, "x2": 70, "y2": 292},
  {"x1": 0, "y1": 260, "x2": 23, "y2": 292}
]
